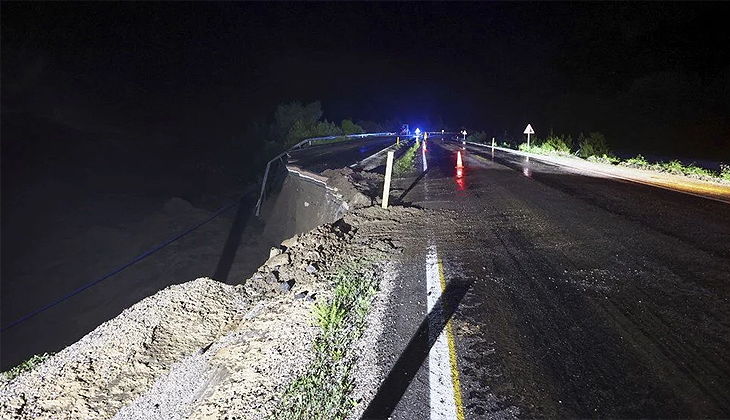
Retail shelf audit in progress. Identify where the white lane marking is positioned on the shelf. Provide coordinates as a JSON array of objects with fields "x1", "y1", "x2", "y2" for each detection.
[{"x1": 426, "y1": 245, "x2": 458, "y2": 420}]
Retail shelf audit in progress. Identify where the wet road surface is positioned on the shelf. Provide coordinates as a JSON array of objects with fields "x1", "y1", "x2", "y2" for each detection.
[{"x1": 369, "y1": 138, "x2": 730, "y2": 419}]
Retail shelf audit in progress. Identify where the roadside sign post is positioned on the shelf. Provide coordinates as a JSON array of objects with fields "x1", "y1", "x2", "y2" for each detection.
[
  {"x1": 382, "y1": 151, "x2": 395, "y2": 209},
  {"x1": 523, "y1": 124, "x2": 535, "y2": 148}
]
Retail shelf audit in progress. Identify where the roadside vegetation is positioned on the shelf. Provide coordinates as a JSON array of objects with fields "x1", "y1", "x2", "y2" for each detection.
[
  {"x1": 466, "y1": 128, "x2": 730, "y2": 183},
  {"x1": 393, "y1": 141, "x2": 419, "y2": 176},
  {"x1": 616, "y1": 154, "x2": 724, "y2": 180},
  {"x1": 465, "y1": 131, "x2": 488, "y2": 144},
  {"x1": 1, "y1": 352, "x2": 53, "y2": 383},
  {"x1": 271, "y1": 256, "x2": 381, "y2": 420}
]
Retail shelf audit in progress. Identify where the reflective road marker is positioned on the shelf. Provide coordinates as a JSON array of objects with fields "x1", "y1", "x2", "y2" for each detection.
[{"x1": 426, "y1": 245, "x2": 465, "y2": 420}]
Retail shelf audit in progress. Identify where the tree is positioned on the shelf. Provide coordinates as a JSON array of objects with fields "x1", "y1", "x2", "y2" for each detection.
[
  {"x1": 270, "y1": 101, "x2": 323, "y2": 143},
  {"x1": 341, "y1": 119, "x2": 364, "y2": 135}
]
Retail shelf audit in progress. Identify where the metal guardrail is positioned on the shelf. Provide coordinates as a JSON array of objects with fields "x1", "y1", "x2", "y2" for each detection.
[{"x1": 254, "y1": 132, "x2": 396, "y2": 216}]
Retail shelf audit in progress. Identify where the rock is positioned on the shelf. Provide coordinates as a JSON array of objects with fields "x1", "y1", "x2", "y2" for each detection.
[
  {"x1": 305, "y1": 293, "x2": 317, "y2": 302},
  {"x1": 305, "y1": 264, "x2": 318, "y2": 274},
  {"x1": 279, "y1": 280, "x2": 295, "y2": 293},
  {"x1": 269, "y1": 247, "x2": 282, "y2": 259},
  {"x1": 281, "y1": 236, "x2": 298, "y2": 250},
  {"x1": 294, "y1": 291, "x2": 308, "y2": 300},
  {"x1": 350, "y1": 192, "x2": 373, "y2": 209},
  {"x1": 305, "y1": 250, "x2": 321, "y2": 261},
  {"x1": 265, "y1": 272, "x2": 278, "y2": 284},
  {"x1": 265, "y1": 253, "x2": 290, "y2": 268}
]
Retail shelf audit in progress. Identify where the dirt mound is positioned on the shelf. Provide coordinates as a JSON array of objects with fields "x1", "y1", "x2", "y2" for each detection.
[
  {"x1": 322, "y1": 168, "x2": 380, "y2": 209},
  {"x1": 0, "y1": 165, "x2": 431, "y2": 420},
  {"x1": 0, "y1": 279, "x2": 247, "y2": 420}
]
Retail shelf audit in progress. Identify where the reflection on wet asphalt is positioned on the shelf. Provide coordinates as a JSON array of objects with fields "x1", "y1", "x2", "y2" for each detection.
[{"x1": 391, "y1": 139, "x2": 730, "y2": 418}]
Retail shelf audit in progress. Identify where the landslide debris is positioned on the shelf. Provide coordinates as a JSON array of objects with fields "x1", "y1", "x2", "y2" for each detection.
[
  {"x1": 0, "y1": 165, "x2": 434, "y2": 420},
  {"x1": 0, "y1": 279, "x2": 247, "y2": 420}
]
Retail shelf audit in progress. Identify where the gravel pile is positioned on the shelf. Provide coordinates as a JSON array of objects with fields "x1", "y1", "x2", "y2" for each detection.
[{"x1": 0, "y1": 278, "x2": 248, "y2": 420}]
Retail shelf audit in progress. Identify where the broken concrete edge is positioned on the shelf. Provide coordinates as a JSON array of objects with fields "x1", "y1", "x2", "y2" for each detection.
[
  {"x1": 288, "y1": 164, "x2": 376, "y2": 211},
  {"x1": 0, "y1": 167, "x2": 400, "y2": 420}
]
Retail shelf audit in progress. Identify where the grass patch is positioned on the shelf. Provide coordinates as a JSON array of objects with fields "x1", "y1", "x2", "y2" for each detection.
[
  {"x1": 393, "y1": 141, "x2": 419, "y2": 177},
  {"x1": 587, "y1": 154, "x2": 621, "y2": 165},
  {"x1": 622, "y1": 154, "x2": 649, "y2": 167},
  {"x1": 511, "y1": 129, "x2": 729, "y2": 183},
  {"x1": 2, "y1": 353, "x2": 53, "y2": 382},
  {"x1": 620, "y1": 154, "x2": 723, "y2": 181},
  {"x1": 271, "y1": 257, "x2": 380, "y2": 420},
  {"x1": 653, "y1": 160, "x2": 717, "y2": 178}
]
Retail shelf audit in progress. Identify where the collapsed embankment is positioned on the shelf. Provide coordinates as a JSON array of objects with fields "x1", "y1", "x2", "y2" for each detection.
[{"x1": 0, "y1": 163, "x2": 424, "y2": 419}]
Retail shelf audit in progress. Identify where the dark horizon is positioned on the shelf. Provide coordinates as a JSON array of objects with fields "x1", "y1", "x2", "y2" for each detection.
[{"x1": 2, "y1": 2, "x2": 730, "y2": 160}]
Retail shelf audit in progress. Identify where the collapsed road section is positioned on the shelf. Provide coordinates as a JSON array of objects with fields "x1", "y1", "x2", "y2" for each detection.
[{"x1": 3, "y1": 135, "x2": 730, "y2": 419}]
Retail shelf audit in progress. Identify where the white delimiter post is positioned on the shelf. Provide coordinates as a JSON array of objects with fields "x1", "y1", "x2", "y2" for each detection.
[{"x1": 382, "y1": 151, "x2": 395, "y2": 209}]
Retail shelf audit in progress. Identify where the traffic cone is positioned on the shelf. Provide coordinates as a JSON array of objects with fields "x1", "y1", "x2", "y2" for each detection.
[{"x1": 456, "y1": 150, "x2": 464, "y2": 169}]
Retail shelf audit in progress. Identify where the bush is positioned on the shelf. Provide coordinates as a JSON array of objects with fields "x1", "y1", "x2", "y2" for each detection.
[
  {"x1": 518, "y1": 141, "x2": 536, "y2": 152},
  {"x1": 284, "y1": 119, "x2": 343, "y2": 148},
  {"x1": 271, "y1": 101, "x2": 323, "y2": 142},
  {"x1": 465, "y1": 131, "x2": 488, "y2": 144},
  {"x1": 498, "y1": 129, "x2": 514, "y2": 148},
  {"x1": 341, "y1": 119, "x2": 365, "y2": 135},
  {"x1": 518, "y1": 132, "x2": 572, "y2": 156},
  {"x1": 578, "y1": 132, "x2": 610, "y2": 158},
  {"x1": 541, "y1": 133, "x2": 572, "y2": 153}
]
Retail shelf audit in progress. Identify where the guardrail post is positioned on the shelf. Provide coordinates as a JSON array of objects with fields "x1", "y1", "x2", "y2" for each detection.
[{"x1": 382, "y1": 151, "x2": 394, "y2": 209}]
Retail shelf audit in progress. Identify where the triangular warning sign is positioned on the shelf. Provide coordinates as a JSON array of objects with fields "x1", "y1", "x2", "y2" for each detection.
[{"x1": 523, "y1": 124, "x2": 534, "y2": 134}]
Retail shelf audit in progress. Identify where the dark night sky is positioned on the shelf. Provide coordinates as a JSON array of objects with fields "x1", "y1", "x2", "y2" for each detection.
[{"x1": 3, "y1": 2, "x2": 730, "y2": 157}]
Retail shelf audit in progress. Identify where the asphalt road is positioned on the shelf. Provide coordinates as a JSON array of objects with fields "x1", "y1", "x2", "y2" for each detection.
[
  {"x1": 287, "y1": 135, "x2": 398, "y2": 173},
  {"x1": 368, "y1": 138, "x2": 730, "y2": 419}
]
